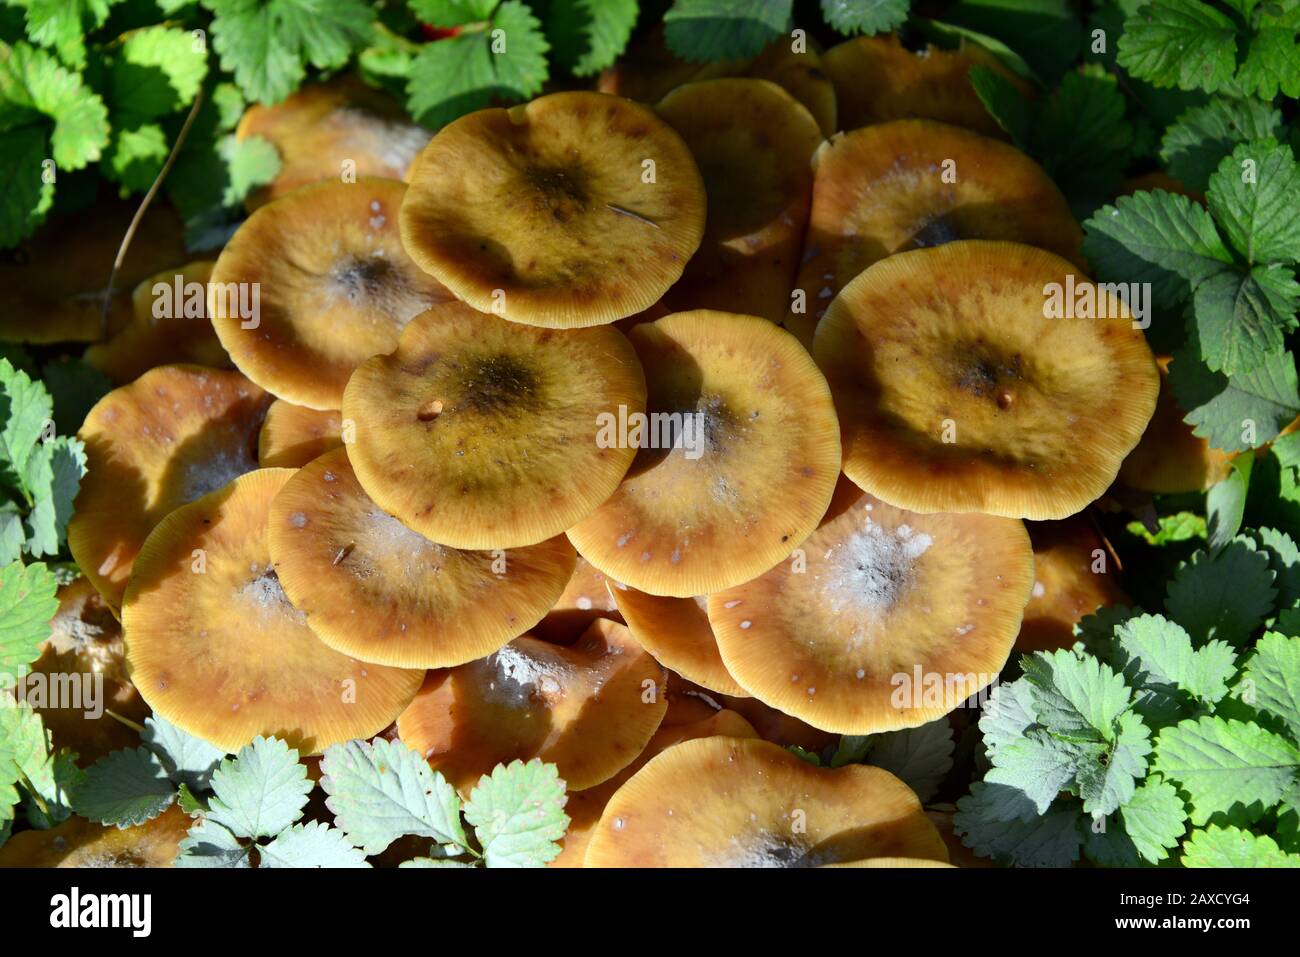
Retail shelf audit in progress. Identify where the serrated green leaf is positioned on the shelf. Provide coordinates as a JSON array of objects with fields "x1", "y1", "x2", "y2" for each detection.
[
  {"x1": 866, "y1": 718, "x2": 954, "y2": 803},
  {"x1": 1183, "y1": 824, "x2": 1300, "y2": 866},
  {"x1": 820, "y1": 0, "x2": 908, "y2": 36},
  {"x1": 1153, "y1": 715, "x2": 1300, "y2": 825},
  {"x1": 101, "y1": 122, "x2": 169, "y2": 193},
  {"x1": 0, "y1": 42, "x2": 110, "y2": 170},
  {"x1": 1240, "y1": 632, "x2": 1300, "y2": 743},
  {"x1": 1112, "y1": 614, "x2": 1237, "y2": 723},
  {"x1": 464, "y1": 759, "x2": 568, "y2": 868},
  {"x1": 986, "y1": 731, "x2": 1094, "y2": 814},
  {"x1": 1160, "y1": 98, "x2": 1282, "y2": 194},
  {"x1": 319, "y1": 737, "x2": 468, "y2": 856},
  {"x1": 1193, "y1": 266, "x2": 1298, "y2": 376},
  {"x1": 1076, "y1": 711, "x2": 1152, "y2": 816},
  {"x1": 1207, "y1": 139, "x2": 1300, "y2": 267},
  {"x1": 1170, "y1": 345, "x2": 1300, "y2": 452},
  {"x1": 142, "y1": 714, "x2": 225, "y2": 792},
  {"x1": 1117, "y1": 0, "x2": 1237, "y2": 93},
  {"x1": 546, "y1": 0, "x2": 637, "y2": 76},
  {"x1": 175, "y1": 818, "x2": 251, "y2": 867},
  {"x1": 0, "y1": 561, "x2": 56, "y2": 683},
  {"x1": 409, "y1": 0, "x2": 497, "y2": 23},
  {"x1": 22, "y1": 437, "x2": 85, "y2": 558},
  {"x1": 258, "y1": 821, "x2": 370, "y2": 868},
  {"x1": 0, "y1": 125, "x2": 53, "y2": 247},
  {"x1": 0, "y1": 702, "x2": 49, "y2": 827},
  {"x1": 941, "y1": 0, "x2": 1081, "y2": 81},
  {"x1": 16, "y1": 0, "x2": 118, "y2": 70},
  {"x1": 1236, "y1": 8, "x2": 1300, "y2": 100},
  {"x1": 205, "y1": 736, "x2": 311, "y2": 840},
  {"x1": 1022, "y1": 649, "x2": 1133, "y2": 743},
  {"x1": 73, "y1": 746, "x2": 175, "y2": 827},
  {"x1": 1164, "y1": 537, "x2": 1277, "y2": 645},
  {"x1": 1121, "y1": 776, "x2": 1188, "y2": 863},
  {"x1": 1207, "y1": 454, "x2": 1251, "y2": 547},
  {"x1": 954, "y1": 783, "x2": 1084, "y2": 866},
  {"x1": 23, "y1": 747, "x2": 84, "y2": 828},
  {"x1": 110, "y1": 26, "x2": 209, "y2": 124},
  {"x1": 969, "y1": 66, "x2": 1033, "y2": 145},
  {"x1": 663, "y1": 0, "x2": 793, "y2": 63},
  {"x1": 1252, "y1": 528, "x2": 1300, "y2": 610},
  {"x1": 979, "y1": 676, "x2": 1037, "y2": 755},
  {"x1": 0, "y1": 357, "x2": 53, "y2": 492}
]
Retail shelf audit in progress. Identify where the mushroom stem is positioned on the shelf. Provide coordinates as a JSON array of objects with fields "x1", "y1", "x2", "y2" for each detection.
[
  {"x1": 605, "y1": 204, "x2": 661, "y2": 229},
  {"x1": 104, "y1": 708, "x2": 147, "y2": 734}
]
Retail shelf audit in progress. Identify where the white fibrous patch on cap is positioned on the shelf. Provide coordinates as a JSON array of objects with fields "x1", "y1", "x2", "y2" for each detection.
[
  {"x1": 822, "y1": 515, "x2": 932, "y2": 615},
  {"x1": 239, "y1": 565, "x2": 307, "y2": 624},
  {"x1": 485, "y1": 644, "x2": 569, "y2": 708},
  {"x1": 710, "y1": 832, "x2": 823, "y2": 868},
  {"x1": 181, "y1": 443, "x2": 255, "y2": 503}
]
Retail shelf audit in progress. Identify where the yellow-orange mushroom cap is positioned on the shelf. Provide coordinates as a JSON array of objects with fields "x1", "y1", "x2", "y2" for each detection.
[
  {"x1": 814, "y1": 242, "x2": 1159, "y2": 519},
  {"x1": 0, "y1": 804, "x2": 191, "y2": 868},
  {"x1": 342, "y1": 301, "x2": 646, "y2": 549},
  {"x1": 399, "y1": 91, "x2": 706, "y2": 328},
  {"x1": 531, "y1": 555, "x2": 623, "y2": 645},
  {"x1": 236, "y1": 75, "x2": 431, "y2": 210},
  {"x1": 823, "y1": 34, "x2": 1026, "y2": 136},
  {"x1": 396, "y1": 620, "x2": 668, "y2": 793},
  {"x1": 709, "y1": 481, "x2": 1033, "y2": 734},
  {"x1": 785, "y1": 120, "x2": 1082, "y2": 347},
  {"x1": 608, "y1": 583, "x2": 747, "y2": 696},
  {"x1": 122, "y1": 469, "x2": 423, "y2": 754},
  {"x1": 1017, "y1": 517, "x2": 1128, "y2": 653},
  {"x1": 583, "y1": 736, "x2": 949, "y2": 867},
  {"x1": 746, "y1": 40, "x2": 837, "y2": 137},
  {"x1": 656, "y1": 79, "x2": 823, "y2": 323},
  {"x1": 30, "y1": 578, "x2": 148, "y2": 764},
  {"x1": 568, "y1": 310, "x2": 841, "y2": 597},
  {"x1": 268, "y1": 448, "x2": 575, "y2": 668},
  {"x1": 68, "y1": 365, "x2": 273, "y2": 613},
  {"x1": 552, "y1": 709, "x2": 758, "y2": 867},
  {"x1": 257, "y1": 399, "x2": 344, "y2": 469},
  {"x1": 85, "y1": 261, "x2": 231, "y2": 384},
  {"x1": 209, "y1": 177, "x2": 452, "y2": 410}
]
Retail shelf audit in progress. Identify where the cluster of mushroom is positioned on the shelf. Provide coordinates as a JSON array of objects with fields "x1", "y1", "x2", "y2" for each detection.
[{"x1": 51, "y1": 30, "x2": 1168, "y2": 868}]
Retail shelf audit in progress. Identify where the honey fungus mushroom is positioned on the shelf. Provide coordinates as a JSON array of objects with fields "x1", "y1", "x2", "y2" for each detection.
[
  {"x1": 0, "y1": 804, "x2": 191, "y2": 868},
  {"x1": 84, "y1": 261, "x2": 231, "y2": 384},
  {"x1": 815, "y1": 242, "x2": 1159, "y2": 519},
  {"x1": 531, "y1": 556, "x2": 622, "y2": 645},
  {"x1": 257, "y1": 399, "x2": 344, "y2": 469},
  {"x1": 655, "y1": 79, "x2": 823, "y2": 322},
  {"x1": 342, "y1": 301, "x2": 646, "y2": 549},
  {"x1": 68, "y1": 365, "x2": 274, "y2": 613},
  {"x1": 823, "y1": 34, "x2": 1027, "y2": 136},
  {"x1": 608, "y1": 583, "x2": 747, "y2": 696},
  {"x1": 396, "y1": 620, "x2": 667, "y2": 793},
  {"x1": 568, "y1": 310, "x2": 841, "y2": 597},
  {"x1": 784, "y1": 120, "x2": 1082, "y2": 346},
  {"x1": 236, "y1": 76, "x2": 431, "y2": 209},
  {"x1": 709, "y1": 479, "x2": 1033, "y2": 734},
  {"x1": 399, "y1": 91, "x2": 706, "y2": 328},
  {"x1": 583, "y1": 736, "x2": 949, "y2": 867},
  {"x1": 208, "y1": 177, "x2": 452, "y2": 410},
  {"x1": 28, "y1": 578, "x2": 148, "y2": 764},
  {"x1": 268, "y1": 448, "x2": 575, "y2": 668},
  {"x1": 122, "y1": 469, "x2": 423, "y2": 753},
  {"x1": 1017, "y1": 517, "x2": 1128, "y2": 653}
]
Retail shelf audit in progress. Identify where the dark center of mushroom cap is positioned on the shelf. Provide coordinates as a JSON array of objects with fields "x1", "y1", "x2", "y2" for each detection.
[
  {"x1": 952, "y1": 348, "x2": 1024, "y2": 410},
  {"x1": 822, "y1": 513, "x2": 933, "y2": 615},
  {"x1": 420, "y1": 353, "x2": 543, "y2": 424},
  {"x1": 524, "y1": 164, "x2": 591, "y2": 223},
  {"x1": 714, "y1": 832, "x2": 824, "y2": 868},
  {"x1": 331, "y1": 255, "x2": 395, "y2": 301}
]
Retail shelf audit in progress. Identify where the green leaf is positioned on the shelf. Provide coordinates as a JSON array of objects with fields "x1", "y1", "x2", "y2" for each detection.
[
  {"x1": 1153, "y1": 716, "x2": 1300, "y2": 825},
  {"x1": 1207, "y1": 139, "x2": 1300, "y2": 267},
  {"x1": 141, "y1": 714, "x2": 225, "y2": 792},
  {"x1": 258, "y1": 821, "x2": 370, "y2": 868},
  {"x1": 319, "y1": 737, "x2": 469, "y2": 856},
  {"x1": 406, "y1": 1, "x2": 549, "y2": 128},
  {"x1": 23, "y1": 747, "x2": 84, "y2": 829},
  {"x1": 546, "y1": 0, "x2": 638, "y2": 76},
  {"x1": 22, "y1": 437, "x2": 85, "y2": 558},
  {"x1": 110, "y1": 26, "x2": 209, "y2": 124},
  {"x1": 175, "y1": 818, "x2": 251, "y2": 868},
  {"x1": 0, "y1": 702, "x2": 49, "y2": 828},
  {"x1": 16, "y1": 0, "x2": 118, "y2": 70},
  {"x1": 40, "y1": 359, "x2": 110, "y2": 437},
  {"x1": 1116, "y1": 0, "x2": 1237, "y2": 93},
  {"x1": 0, "y1": 42, "x2": 110, "y2": 170},
  {"x1": 865, "y1": 718, "x2": 954, "y2": 803},
  {"x1": 0, "y1": 125, "x2": 53, "y2": 247},
  {"x1": 954, "y1": 783, "x2": 1084, "y2": 866},
  {"x1": 1170, "y1": 345, "x2": 1300, "y2": 452},
  {"x1": 399, "y1": 856, "x2": 476, "y2": 867},
  {"x1": 820, "y1": 0, "x2": 908, "y2": 36},
  {"x1": 1119, "y1": 776, "x2": 1189, "y2": 864},
  {"x1": 1207, "y1": 454, "x2": 1252, "y2": 547},
  {"x1": 1160, "y1": 98, "x2": 1283, "y2": 194},
  {"x1": 1182, "y1": 824, "x2": 1300, "y2": 866},
  {"x1": 940, "y1": 0, "x2": 1082, "y2": 81},
  {"x1": 1126, "y1": 512, "x2": 1207, "y2": 547},
  {"x1": 409, "y1": 0, "x2": 498, "y2": 23},
  {"x1": 464, "y1": 759, "x2": 569, "y2": 868},
  {"x1": 1193, "y1": 266, "x2": 1298, "y2": 376},
  {"x1": 1164, "y1": 537, "x2": 1277, "y2": 645},
  {"x1": 0, "y1": 356, "x2": 53, "y2": 491},
  {"x1": 1240, "y1": 632, "x2": 1300, "y2": 743},
  {"x1": 1076, "y1": 711, "x2": 1152, "y2": 816},
  {"x1": 1236, "y1": 7, "x2": 1300, "y2": 100},
  {"x1": 969, "y1": 66, "x2": 1033, "y2": 145},
  {"x1": 205, "y1": 736, "x2": 311, "y2": 840},
  {"x1": 1113, "y1": 614, "x2": 1237, "y2": 724},
  {"x1": 1082, "y1": 190, "x2": 1233, "y2": 314},
  {"x1": 203, "y1": 0, "x2": 375, "y2": 104},
  {"x1": 979, "y1": 676, "x2": 1037, "y2": 755},
  {"x1": 1022, "y1": 649, "x2": 1133, "y2": 743},
  {"x1": 986, "y1": 731, "x2": 1095, "y2": 814},
  {"x1": 829, "y1": 734, "x2": 873, "y2": 768},
  {"x1": 1252, "y1": 528, "x2": 1300, "y2": 611},
  {"x1": 0, "y1": 560, "x2": 57, "y2": 683},
  {"x1": 72, "y1": 747, "x2": 176, "y2": 827},
  {"x1": 1027, "y1": 67, "x2": 1134, "y2": 208},
  {"x1": 101, "y1": 122, "x2": 169, "y2": 192},
  {"x1": 663, "y1": 0, "x2": 793, "y2": 63}
]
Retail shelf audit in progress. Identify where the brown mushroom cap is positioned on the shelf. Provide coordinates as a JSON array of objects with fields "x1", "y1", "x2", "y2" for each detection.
[
  {"x1": 823, "y1": 34, "x2": 1026, "y2": 136},
  {"x1": 84, "y1": 261, "x2": 231, "y2": 383},
  {"x1": 257, "y1": 399, "x2": 344, "y2": 469},
  {"x1": 568, "y1": 310, "x2": 841, "y2": 596},
  {"x1": 815, "y1": 242, "x2": 1160, "y2": 519},
  {"x1": 1119, "y1": 356, "x2": 1234, "y2": 493},
  {"x1": 1017, "y1": 517, "x2": 1128, "y2": 653},
  {"x1": 268, "y1": 448, "x2": 576, "y2": 667},
  {"x1": 122, "y1": 468, "x2": 423, "y2": 753},
  {"x1": 236, "y1": 76, "x2": 431, "y2": 210},
  {"x1": 29, "y1": 578, "x2": 148, "y2": 764},
  {"x1": 655, "y1": 79, "x2": 823, "y2": 322},
  {"x1": 551, "y1": 709, "x2": 758, "y2": 867},
  {"x1": 208, "y1": 177, "x2": 452, "y2": 410},
  {"x1": 342, "y1": 301, "x2": 646, "y2": 549},
  {"x1": 399, "y1": 91, "x2": 706, "y2": 328},
  {"x1": 0, "y1": 201, "x2": 184, "y2": 344},
  {"x1": 608, "y1": 583, "x2": 747, "y2": 696},
  {"x1": 709, "y1": 480, "x2": 1033, "y2": 734},
  {"x1": 746, "y1": 39, "x2": 837, "y2": 137},
  {"x1": 531, "y1": 555, "x2": 623, "y2": 645},
  {"x1": 396, "y1": 620, "x2": 667, "y2": 793},
  {"x1": 716, "y1": 692, "x2": 839, "y2": 752},
  {"x1": 68, "y1": 365, "x2": 273, "y2": 613},
  {"x1": 785, "y1": 119, "x2": 1083, "y2": 347},
  {"x1": 583, "y1": 736, "x2": 949, "y2": 867},
  {"x1": 0, "y1": 804, "x2": 191, "y2": 868}
]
